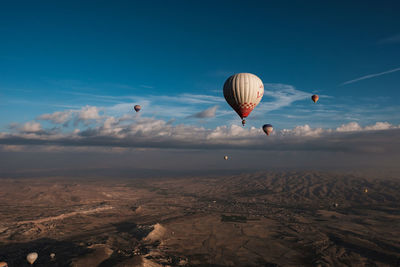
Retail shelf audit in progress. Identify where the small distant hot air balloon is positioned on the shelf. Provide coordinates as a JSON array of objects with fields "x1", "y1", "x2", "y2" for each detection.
[
  {"x1": 223, "y1": 73, "x2": 264, "y2": 126},
  {"x1": 0, "y1": 262, "x2": 8, "y2": 267},
  {"x1": 50, "y1": 253, "x2": 56, "y2": 260},
  {"x1": 311, "y1": 95, "x2": 319, "y2": 103},
  {"x1": 26, "y1": 252, "x2": 38, "y2": 265},
  {"x1": 134, "y1": 105, "x2": 141, "y2": 112},
  {"x1": 224, "y1": 156, "x2": 228, "y2": 160},
  {"x1": 262, "y1": 124, "x2": 273, "y2": 136}
]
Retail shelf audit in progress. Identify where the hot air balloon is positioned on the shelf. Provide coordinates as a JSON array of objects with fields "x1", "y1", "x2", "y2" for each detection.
[
  {"x1": 0, "y1": 262, "x2": 8, "y2": 267},
  {"x1": 311, "y1": 95, "x2": 319, "y2": 103},
  {"x1": 223, "y1": 73, "x2": 264, "y2": 126},
  {"x1": 50, "y1": 253, "x2": 56, "y2": 260},
  {"x1": 26, "y1": 252, "x2": 38, "y2": 265},
  {"x1": 262, "y1": 124, "x2": 273, "y2": 136},
  {"x1": 134, "y1": 105, "x2": 141, "y2": 112},
  {"x1": 224, "y1": 156, "x2": 228, "y2": 160}
]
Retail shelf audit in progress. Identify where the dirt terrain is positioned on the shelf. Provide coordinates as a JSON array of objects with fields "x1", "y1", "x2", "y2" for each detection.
[{"x1": 0, "y1": 171, "x2": 400, "y2": 266}]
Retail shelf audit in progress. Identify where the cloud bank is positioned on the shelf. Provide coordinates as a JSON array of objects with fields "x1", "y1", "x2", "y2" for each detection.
[
  {"x1": 2, "y1": 106, "x2": 400, "y2": 178},
  {"x1": 1, "y1": 107, "x2": 399, "y2": 154}
]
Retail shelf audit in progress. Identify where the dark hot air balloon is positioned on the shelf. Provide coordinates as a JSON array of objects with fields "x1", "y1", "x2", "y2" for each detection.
[{"x1": 262, "y1": 124, "x2": 273, "y2": 136}]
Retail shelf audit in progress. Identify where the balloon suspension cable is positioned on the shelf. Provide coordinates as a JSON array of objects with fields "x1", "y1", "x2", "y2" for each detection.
[{"x1": 242, "y1": 119, "x2": 246, "y2": 126}]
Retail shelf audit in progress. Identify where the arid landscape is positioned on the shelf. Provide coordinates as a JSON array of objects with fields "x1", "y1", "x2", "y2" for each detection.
[{"x1": 1, "y1": 171, "x2": 400, "y2": 266}]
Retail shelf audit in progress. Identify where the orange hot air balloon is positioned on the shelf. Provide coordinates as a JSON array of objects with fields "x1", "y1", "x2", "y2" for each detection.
[
  {"x1": 262, "y1": 124, "x2": 273, "y2": 136},
  {"x1": 311, "y1": 95, "x2": 319, "y2": 103},
  {"x1": 134, "y1": 105, "x2": 141, "y2": 112}
]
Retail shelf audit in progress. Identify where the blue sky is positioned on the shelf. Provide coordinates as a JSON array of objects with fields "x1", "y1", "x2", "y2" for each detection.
[{"x1": 1, "y1": 0, "x2": 400, "y2": 132}]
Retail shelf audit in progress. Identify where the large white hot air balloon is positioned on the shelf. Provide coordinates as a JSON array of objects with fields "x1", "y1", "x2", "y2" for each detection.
[
  {"x1": 223, "y1": 73, "x2": 264, "y2": 126},
  {"x1": 26, "y1": 252, "x2": 38, "y2": 265}
]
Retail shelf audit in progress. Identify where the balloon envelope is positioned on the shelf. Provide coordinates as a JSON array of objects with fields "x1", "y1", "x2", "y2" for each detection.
[
  {"x1": 262, "y1": 124, "x2": 273, "y2": 136},
  {"x1": 223, "y1": 73, "x2": 264, "y2": 125},
  {"x1": 27, "y1": 252, "x2": 38, "y2": 265},
  {"x1": 134, "y1": 105, "x2": 141, "y2": 112},
  {"x1": 311, "y1": 95, "x2": 319, "y2": 103}
]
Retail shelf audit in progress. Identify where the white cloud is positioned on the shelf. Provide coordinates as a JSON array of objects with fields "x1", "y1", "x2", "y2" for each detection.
[
  {"x1": 38, "y1": 105, "x2": 103, "y2": 126},
  {"x1": 78, "y1": 105, "x2": 102, "y2": 121},
  {"x1": 337, "y1": 121, "x2": 398, "y2": 132},
  {"x1": 257, "y1": 84, "x2": 311, "y2": 113},
  {"x1": 336, "y1": 122, "x2": 362, "y2": 132},
  {"x1": 19, "y1": 121, "x2": 42, "y2": 133},
  {"x1": 281, "y1": 124, "x2": 327, "y2": 137},
  {"x1": 364, "y1": 122, "x2": 394, "y2": 131},
  {"x1": 207, "y1": 125, "x2": 261, "y2": 139},
  {"x1": 38, "y1": 110, "x2": 73, "y2": 124},
  {"x1": 189, "y1": 105, "x2": 218, "y2": 119}
]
